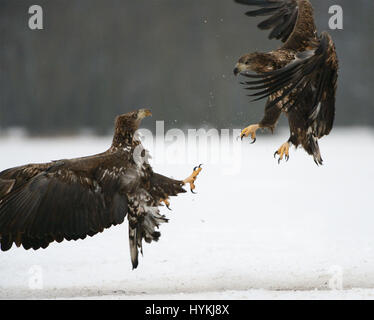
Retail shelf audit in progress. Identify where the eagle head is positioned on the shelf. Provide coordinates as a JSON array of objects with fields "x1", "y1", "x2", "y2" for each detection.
[
  {"x1": 234, "y1": 52, "x2": 273, "y2": 75},
  {"x1": 112, "y1": 109, "x2": 152, "y2": 148},
  {"x1": 116, "y1": 108, "x2": 152, "y2": 128},
  {"x1": 233, "y1": 53, "x2": 257, "y2": 76},
  {"x1": 135, "y1": 108, "x2": 152, "y2": 120}
]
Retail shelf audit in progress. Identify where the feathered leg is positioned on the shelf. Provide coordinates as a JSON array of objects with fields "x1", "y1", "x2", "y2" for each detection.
[
  {"x1": 280, "y1": 111, "x2": 324, "y2": 165},
  {"x1": 304, "y1": 132, "x2": 323, "y2": 166}
]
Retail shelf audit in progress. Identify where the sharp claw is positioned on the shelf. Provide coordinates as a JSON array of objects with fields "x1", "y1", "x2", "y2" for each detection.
[
  {"x1": 286, "y1": 155, "x2": 289, "y2": 162},
  {"x1": 193, "y1": 164, "x2": 202, "y2": 171},
  {"x1": 187, "y1": 165, "x2": 202, "y2": 194},
  {"x1": 274, "y1": 151, "x2": 278, "y2": 158},
  {"x1": 241, "y1": 135, "x2": 244, "y2": 141},
  {"x1": 166, "y1": 205, "x2": 172, "y2": 211},
  {"x1": 250, "y1": 138, "x2": 256, "y2": 144},
  {"x1": 191, "y1": 189, "x2": 197, "y2": 194},
  {"x1": 278, "y1": 158, "x2": 281, "y2": 165}
]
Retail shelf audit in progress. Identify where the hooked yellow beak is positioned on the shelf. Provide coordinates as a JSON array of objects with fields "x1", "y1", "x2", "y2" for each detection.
[
  {"x1": 233, "y1": 63, "x2": 248, "y2": 76},
  {"x1": 137, "y1": 109, "x2": 152, "y2": 119}
]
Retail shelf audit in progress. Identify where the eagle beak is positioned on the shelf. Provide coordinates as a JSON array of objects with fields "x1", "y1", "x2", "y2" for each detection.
[
  {"x1": 233, "y1": 63, "x2": 247, "y2": 76},
  {"x1": 137, "y1": 109, "x2": 152, "y2": 119}
]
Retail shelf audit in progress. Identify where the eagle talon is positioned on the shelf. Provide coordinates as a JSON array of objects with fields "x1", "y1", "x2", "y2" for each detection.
[
  {"x1": 240, "y1": 124, "x2": 260, "y2": 143},
  {"x1": 193, "y1": 164, "x2": 202, "y2": 171},
  {"x1": 274, "y1": 142, "x2": 290, "y2": 164},
  {"x1": 160, "y1": 198, "x2": 172, "y2": 210},
  {"x1": 183, "y1": 165, "x2": 202, "y2": 193}
]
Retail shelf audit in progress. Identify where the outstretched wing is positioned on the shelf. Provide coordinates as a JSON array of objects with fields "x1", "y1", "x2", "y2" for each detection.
[
  {"x1": 0, "y1": 159, "x2": 130, "y2": 251},
  {"x1": 149, "y1": 173, "x2": 186, "y2": 199},
  {"x1": 241, "y1": 32, "x2": 338, "y2": 136},
  {"x1": 234, "y1": 0, "x2": 316, "y2": 50}
]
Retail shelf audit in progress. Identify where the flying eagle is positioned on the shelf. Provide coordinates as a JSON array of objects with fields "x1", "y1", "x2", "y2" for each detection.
[
  {"x1": 233, "y1": 0, "x2": 338, "y2": 165},
  {"x1": 0, "y1": 109, "x2": 202, "y2": 269}
]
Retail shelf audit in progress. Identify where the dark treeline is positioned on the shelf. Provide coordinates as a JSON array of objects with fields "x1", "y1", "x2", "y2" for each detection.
[{"x1": 0, "y1": 0, "x2": 373, "y2": 135}]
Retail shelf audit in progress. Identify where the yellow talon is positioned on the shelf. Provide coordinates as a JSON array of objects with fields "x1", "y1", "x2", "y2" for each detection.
[
  {"x1": 183, "y1": 164, "x2": 202, "y2": 193},
  {"x1": 240, "y1": 124, "x2": 260, "y2": 143},
  {"x1": 274, "y1": 142, "x2": 290, "y2": 164},
  {"x1": 160, "y1": 198, "x2": 171, "y2": 210}
]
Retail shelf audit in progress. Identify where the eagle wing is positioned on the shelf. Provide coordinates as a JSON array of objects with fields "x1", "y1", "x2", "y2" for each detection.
[
  {"x1": 0, "y1": 156, "x2": 131, "y2": 252},
  {"x1": 241, "y1": 32, "x2": 338, "y2": 136},
  {"x1": 149, "y1": 173, "x2": 186, "y2": 199},
  {"x1": 234, "y1": 0, "x2": 317, "y2": 50}
]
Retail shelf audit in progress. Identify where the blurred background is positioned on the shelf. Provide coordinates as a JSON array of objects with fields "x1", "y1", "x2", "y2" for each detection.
[{"x1": 0, "y1": 0, "x2": 373, "y2": 135}]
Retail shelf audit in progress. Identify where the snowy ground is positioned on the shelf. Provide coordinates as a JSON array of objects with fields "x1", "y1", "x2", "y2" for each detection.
[{"x1": 0, "y1": 128, "x2": 374, "y2": 300}]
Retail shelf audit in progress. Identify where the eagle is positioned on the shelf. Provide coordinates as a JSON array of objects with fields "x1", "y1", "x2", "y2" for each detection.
[
  {"x1": 0, "y1": 109, "x2": 202, "y2": 269},
  {"x1": 233, "y1": 0, "x2": 339, "y2": 165}
]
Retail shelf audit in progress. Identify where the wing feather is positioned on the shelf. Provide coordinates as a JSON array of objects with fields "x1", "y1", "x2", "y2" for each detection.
[
  {"x1": 241, "y1": 32, "x2": 338, "y2": 136},
  {"x1": 0, "y1": 161, "x2": 129, "y2": 251},
  {"x1": 234, "y1": 0, "x2": 316, "y2": 49}
]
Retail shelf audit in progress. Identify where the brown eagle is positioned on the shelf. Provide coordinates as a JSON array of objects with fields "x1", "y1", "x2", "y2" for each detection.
[
  {"x1": 233, "y1": 0, "x2": 339, "y2": 165},
  {"x1": 0, "y1": 109, "x2": 202, "y2": 269}
]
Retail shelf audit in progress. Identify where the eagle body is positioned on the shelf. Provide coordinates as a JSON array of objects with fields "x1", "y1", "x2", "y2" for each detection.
[
  {"x1": 0, "y1": 109, "x2": 190, "y2": 269},
  {"x1": 234, "y1": 0, "x2": 339, "y2": 164}
]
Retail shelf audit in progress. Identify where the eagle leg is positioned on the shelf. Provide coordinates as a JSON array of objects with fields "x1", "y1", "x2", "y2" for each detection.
[
  {"x1": 274, "y1": 141, "x2": 290, "y2": 164},
  {"x1": 183, "y1": 164, "x2": 203, "y2": 193},
  {"x1": 240, "y1": 124, "x2": 260, "y2": 143}
]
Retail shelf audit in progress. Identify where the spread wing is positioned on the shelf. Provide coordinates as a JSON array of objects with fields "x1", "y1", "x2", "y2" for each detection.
[
  {"x1": 234, "y1": 0, "x2": 317, "y2": 50},
  {"x1": 149, "y1": 173, "x2": 186, "y2": 199},
  {"x1": 0, "y1": 158, "x2": 131, "y2": 251},
  {"x1": 241, "y1": 32, "x2": 338, "y2": 136}
]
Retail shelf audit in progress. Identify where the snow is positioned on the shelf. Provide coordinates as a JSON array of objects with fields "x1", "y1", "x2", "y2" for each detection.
[{"x1": 0, "y1": 128, "x2": 374, "y2": 300}]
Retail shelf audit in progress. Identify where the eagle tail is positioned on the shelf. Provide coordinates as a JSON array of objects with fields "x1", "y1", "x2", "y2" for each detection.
[
  {"x1": 128, "y1": 196, "x2": 168, "y2": 269},
  {"x1": 305, "y1": 133, "x2": 323, "y2": 166}
]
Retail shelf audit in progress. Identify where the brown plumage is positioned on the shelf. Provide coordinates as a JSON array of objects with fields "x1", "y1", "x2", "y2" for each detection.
[
  {"x1": 233, "y1": 0, "x2": 339, "y2": 165},
  {"x1": 0, "y1": 109, "x2": 201, "y2": 269}
]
